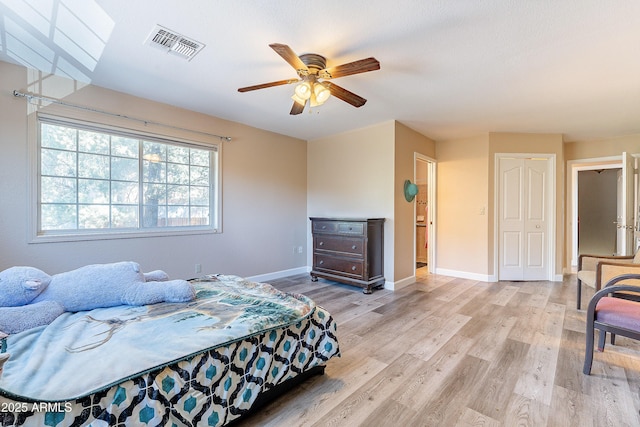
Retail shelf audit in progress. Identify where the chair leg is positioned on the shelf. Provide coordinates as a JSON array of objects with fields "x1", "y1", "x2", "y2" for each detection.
[
  {"x1": 611, "y1": 333, "x2": 616, "y2": 346},
  {"x1": 584, "y1": 323, "x2": 596, "y2": 374},
  {"x1": 598, "y1": 329, "x2": 606, "y2": 352},
  {"x1": 577, "y1": 279, "x2": 582, "y2": 310}
]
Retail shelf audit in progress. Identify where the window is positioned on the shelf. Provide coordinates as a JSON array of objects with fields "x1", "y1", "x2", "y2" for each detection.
[{"x1": 36, "y1": 116, "x2": 220, "y2": 240}]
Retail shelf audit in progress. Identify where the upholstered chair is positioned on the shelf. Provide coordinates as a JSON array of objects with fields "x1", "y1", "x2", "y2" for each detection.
[
  {"x1": 583, "y1": 274, "x2": 640, "y2": 375},
  {"x1": 576, "y1": 251, "x2": 640, "y2": 309}
]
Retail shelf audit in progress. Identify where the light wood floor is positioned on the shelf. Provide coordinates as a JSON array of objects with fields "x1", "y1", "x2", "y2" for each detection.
[{"x1": 236, "y1": 270, "x2": 640, "y2": 427}]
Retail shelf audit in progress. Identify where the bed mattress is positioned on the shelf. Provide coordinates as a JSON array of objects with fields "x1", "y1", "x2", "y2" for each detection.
[{"x1": 0, "y1": 274, "x2": 339, "y2": 426}]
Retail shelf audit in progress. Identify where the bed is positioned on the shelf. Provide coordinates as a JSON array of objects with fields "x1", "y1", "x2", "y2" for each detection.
[{"x1": 0, "y1": 274, "x2": 340, "y2": 426}]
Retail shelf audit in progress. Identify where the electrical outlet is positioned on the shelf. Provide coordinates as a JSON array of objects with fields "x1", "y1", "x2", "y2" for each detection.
[
  {"x1": 297, "y1": 246, "x2": 303, "y2": 254},
  {"x1": 195, "y1": 264, "x2": 202, "y2": 273}
]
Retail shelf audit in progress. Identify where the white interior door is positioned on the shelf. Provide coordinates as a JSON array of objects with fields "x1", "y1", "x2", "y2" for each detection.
[
  {"x1": 499, "y1": 157, "x2": 551, "y2": 280},
  {"x1": 617, "y1": 152, "x2": 635, "y2": 255}
]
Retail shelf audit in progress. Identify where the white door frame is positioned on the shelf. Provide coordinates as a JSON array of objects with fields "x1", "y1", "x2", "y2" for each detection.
[
  {"x1": 414, "y1": 153, "x2": 437, "y2": 274},
  {"x1": 494, "y1": 153, "x2": 557, "y2": 281},
  {"x1": 567, "y1": 155, "x2": 626, "y2": 272}
]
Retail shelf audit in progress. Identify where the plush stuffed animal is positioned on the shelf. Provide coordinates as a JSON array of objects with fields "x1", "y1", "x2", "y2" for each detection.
[
  {"x1": 0, "y1": 301, "x2": 65, "y2": 335},
  {"x1": 0, "y1": 261, "x2": 196, "y2": 334}
]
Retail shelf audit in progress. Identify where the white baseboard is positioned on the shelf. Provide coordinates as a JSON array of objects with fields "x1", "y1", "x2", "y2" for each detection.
[
  {"x1": 248, "y1": 267, "x2": 564, "y2": 288},
  {"x1": 246, "y1": 266, "x2": 310, "y2": 283},
  {"x1": 385, "y1": 275, "x2": 416, "y2": 291},
  {"x1": 434, "y1": 268, "x2": 494, "y2": 282},
  {"x1": 433, "y1": 268, "x2": 565, "y2": 283}
]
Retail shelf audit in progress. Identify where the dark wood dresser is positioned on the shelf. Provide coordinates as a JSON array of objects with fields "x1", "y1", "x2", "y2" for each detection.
[{"x1": 309, "y1": 217, "x2": 385, "y2": 294}]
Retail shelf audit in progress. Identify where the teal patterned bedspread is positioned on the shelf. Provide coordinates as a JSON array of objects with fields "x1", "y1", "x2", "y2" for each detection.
[{"x1": 0, "y1": 275, "x2": 319, "y2": 402}]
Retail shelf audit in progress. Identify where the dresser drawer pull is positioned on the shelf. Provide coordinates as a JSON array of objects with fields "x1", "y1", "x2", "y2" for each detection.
[
  {"x1": 319, "y1": 260, "x2": 324, "y2": 265},
  {"x1": 319, "y1": 241, "x2": 324, "y2": 246},
  {"x1": 352, "y1": 245, "x2": 357, "y2": 250},
  {"x1": 321, "y1": 225, "x2": 327, "y2": 229},
  {"x1": 351, "y1": 266, "x2": 357, "y2": 271}
]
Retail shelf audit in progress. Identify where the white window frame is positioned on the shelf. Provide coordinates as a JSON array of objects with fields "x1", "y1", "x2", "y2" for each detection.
[{"x1": 30, "y1": 114, "x2": 222, "y2": 243}]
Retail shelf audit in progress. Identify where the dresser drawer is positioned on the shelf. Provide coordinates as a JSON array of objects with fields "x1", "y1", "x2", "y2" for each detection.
[
  {"x1": 314, "y1": 235, "x2": 365, "y2": 256},
  {"x1": 312, "y1": 221, "x2": 339, "y2": 233},
  {"x1": 337, "y1": 222, "x2": 364, "y2": 235},
  {"x1": 313, "y1": 254, "x2": 364, "y2": 279},
  {"x1": 312, "y1": 220, "x2": 365, "y2": 236}
]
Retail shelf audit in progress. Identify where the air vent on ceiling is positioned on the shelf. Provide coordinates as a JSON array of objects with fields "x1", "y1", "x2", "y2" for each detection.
[{"x1": 145, "y1": 25, "x2": 205, "y2": 61}]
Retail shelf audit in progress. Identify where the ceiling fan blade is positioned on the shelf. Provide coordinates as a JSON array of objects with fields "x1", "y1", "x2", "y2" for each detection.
[
  {"x1": 319, "y1": 57, "x2": 380, "y2": 79},
  {"x1": 290, "y1": 100, "x2": 305, "y2": 115},
  {"x1": 238, "y1": 79, "x2": 297, "y2": 92},
  {"x1": 270, "y1": 43, "x2": 308, "y2": 73},
  {"x1": 326, "y1": 82, "x2": 367, "y2": 108}
]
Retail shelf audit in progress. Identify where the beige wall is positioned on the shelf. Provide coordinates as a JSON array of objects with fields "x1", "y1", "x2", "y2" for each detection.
[
  {"x1": 565, "y1": 134, "x2": 640, "y2": 161},
  {"x1": 393, "y1": 122, "x2": 436, "y2": 281},
  {"x1": 0, "y1": 61, "x2": 308, "y2": 279},
  {"x1": 307, "y1": 121, "x2": 395, "y2": 281},
  {"x1": 435, "y1": 135, "x2": 490, "y2": 278},
  {"x1": 306, "y1": 120, "x2": 435, "y2": 286}
]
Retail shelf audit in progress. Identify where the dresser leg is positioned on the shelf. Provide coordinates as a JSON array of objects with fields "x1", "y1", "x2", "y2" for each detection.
[
  {"x1": 310, "y1": 274, "x2": 318, "y2": 282},
  {"x1": 363, "y1": 286, "x2": 372, "y2": 294}
]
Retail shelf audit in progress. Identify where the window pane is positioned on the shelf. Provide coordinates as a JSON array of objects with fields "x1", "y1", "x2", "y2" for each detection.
[
  {"x1": 143, "y1": 160, "x2": 166, "y2": 183},
  {"x1": 42, "y1": 177, "x2": 76, "y2": 203},
  {"x1": 78, "y1": 130, "x2": 109, "y2": 154},
  {"x1": 41, "y1": 204, "x2": 77, "y2": 229},
  {"x1": 167, "y1": 145, "x2": 189, "y2": 164},
  {"x1": 190, "y1": 186, "x2": 209, "y2": 205},
  {"x1": 41, "y1": 123, "x2": 76, "y2": 150},
  {"x1": 190, "y1": 165, "x2": 209, "y2": 186},
  {"x1": 168, "y1": 206, "x2": 189, "y2": 226},
  {"x1": 191, "y1": 207, "x2": 209, "y2": 226},
  {"x1": 143, "y1": 183, "x2": 166, "y2": 205},
  {"x1": 168, "y1": 184, "x2": 189, "y2": 205},
  {"x1": 78, "y1": 205, "x2": 109, "y2": 229},
  {"x1": 190, "y1": 150, "x2": 209, "y2": 167},
  {"x1": 78, "y1": 153, "x2": 109, "y2": 179},
  {"x1": 167, "y1": 163, "x2": 189, "y2": 184},
  {"x1": 111, "y1": 136, "x2": 139, "y2": 158},
  {"x1": 78, "y1": 179, "x2": 109, "y2": 204},
  {"x1": 41, "y1": 149, "x2": 77, "y2": 177},
  {"x1": 112, "y1": 205, "x2": 138, "y2": 228},
  {"x1": 143, "y1": 141, "x2": 166, "y2": 163},
  {"x1": 143, "y1": 205, "x2": 167, "y2": 228},
  {"x1": 112, "y1": 157, "x2": 139, "y2": 181},
  {"x1": 112, "y1": 181, "x2": 138, "y2": 204}
]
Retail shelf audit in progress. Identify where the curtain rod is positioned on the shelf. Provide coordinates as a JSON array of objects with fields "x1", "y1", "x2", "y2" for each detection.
[{"x1": 13, "y1": 90, "x2": 232, "y2": 142}]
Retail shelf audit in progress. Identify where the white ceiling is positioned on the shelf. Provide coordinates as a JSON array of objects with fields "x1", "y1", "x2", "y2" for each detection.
[{"x1": 1, "y1": 0, "x2": 639, "y2": 142}]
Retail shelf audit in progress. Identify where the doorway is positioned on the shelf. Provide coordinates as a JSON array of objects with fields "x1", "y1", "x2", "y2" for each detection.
[
  {"x1": 568, "y1": 153, "x2": 635, "y2": 270},
  {"x1": 415, "y1": 154, "x2": 436, "y2": 275},
  {"x1": 577, "y1": 168, "x2": 619, "y2": 255}
]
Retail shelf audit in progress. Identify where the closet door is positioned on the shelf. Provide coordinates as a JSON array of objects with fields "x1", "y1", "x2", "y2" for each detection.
[{"x1": 498, "y1": 157, "x2": 550, "y2": 281}]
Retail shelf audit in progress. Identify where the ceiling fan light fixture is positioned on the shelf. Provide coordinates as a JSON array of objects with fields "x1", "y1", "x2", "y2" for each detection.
[
  {"x1": 294, "y1": 81, "x2": 312, "y2": 100},
  {"x1": 313, "y1": 82, "x2": 331, "y2": 104}
]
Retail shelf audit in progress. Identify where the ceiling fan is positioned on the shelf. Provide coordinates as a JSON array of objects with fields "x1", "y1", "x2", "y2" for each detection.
[{"x1": 238, "y1": 43, "x2": 380, "y2": 115}]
